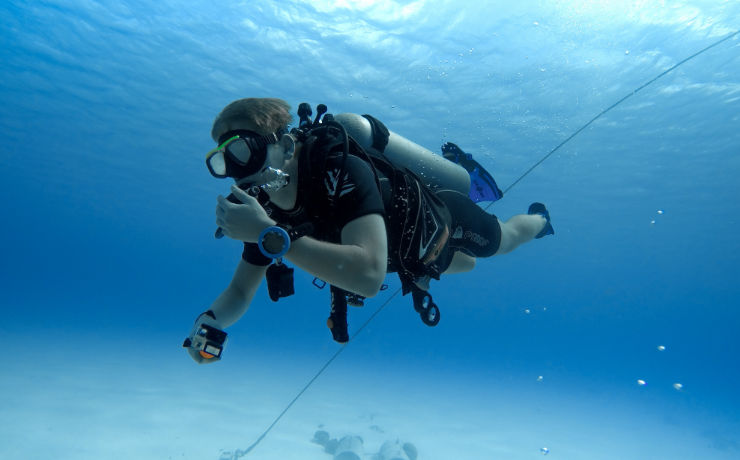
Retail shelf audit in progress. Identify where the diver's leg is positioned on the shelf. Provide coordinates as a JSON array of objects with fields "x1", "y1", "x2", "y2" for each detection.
[
  {"x1": 415, "y1": 250, "x2": 475, "y2": 290},
  {"x1": 437, "y1": 190, "x2": 502, "y2": 258},
  {"x1": 437, "y1": 190, "x2": 554, "y2": 259},
  {"x1": 495, "y1": 214, "x2": 547, "y2": 255},
  {"x1": 443, "y1": 251, "x2": 476, "y2": 274}
]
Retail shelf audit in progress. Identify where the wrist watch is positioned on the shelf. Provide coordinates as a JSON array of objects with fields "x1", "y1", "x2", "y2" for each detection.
[{"x1": 257, "y1": 223, "x2": 313, "y2": 259}]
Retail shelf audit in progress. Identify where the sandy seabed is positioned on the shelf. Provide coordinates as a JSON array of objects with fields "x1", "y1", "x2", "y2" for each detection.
[{"x1": 1, "y1": 337, "x2": 737, "y2": 460}]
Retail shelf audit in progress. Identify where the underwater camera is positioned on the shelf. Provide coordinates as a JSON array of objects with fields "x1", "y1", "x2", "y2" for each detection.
[{"x1": 183, "y1": 312, "x2": 228, "y2": 361}]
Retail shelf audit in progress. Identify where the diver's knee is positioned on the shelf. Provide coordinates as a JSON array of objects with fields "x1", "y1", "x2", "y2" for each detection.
[{"x1": 495, "y1": 218, "x2": 525, "y2": 255}]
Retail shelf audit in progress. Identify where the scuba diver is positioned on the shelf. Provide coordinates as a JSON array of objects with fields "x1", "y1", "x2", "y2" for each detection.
[{"x1": 184, "y1": 97, "x2": 554, "y2": 364}]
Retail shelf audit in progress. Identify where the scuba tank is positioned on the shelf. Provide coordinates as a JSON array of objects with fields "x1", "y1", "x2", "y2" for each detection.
[{"x1": 332, "y1": 113, "x2": 471, "y2": 195}]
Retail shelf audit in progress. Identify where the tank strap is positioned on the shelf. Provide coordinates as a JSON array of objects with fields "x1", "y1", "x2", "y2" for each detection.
[
  {"x1": 296, "y1": 129, "x2": 347, "y2": 216},
  {"x1": 361, "y1": 114, "x2": 390, "y2": 153}
]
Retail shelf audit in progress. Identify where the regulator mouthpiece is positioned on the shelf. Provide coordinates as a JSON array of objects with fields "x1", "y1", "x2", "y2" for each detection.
[{"x1": 259, "y1": 167, "x2": 290, "y2": 192}]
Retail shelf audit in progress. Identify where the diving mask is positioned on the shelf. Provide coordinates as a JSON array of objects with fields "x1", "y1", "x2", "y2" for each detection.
[{"x1": 205, "y1": 130, "x2": 284, "y2": 179}]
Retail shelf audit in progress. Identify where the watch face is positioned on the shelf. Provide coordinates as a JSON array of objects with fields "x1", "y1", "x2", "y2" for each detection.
[{"x1": 262, "y1": 229, "x2": 288, "y2": 256}]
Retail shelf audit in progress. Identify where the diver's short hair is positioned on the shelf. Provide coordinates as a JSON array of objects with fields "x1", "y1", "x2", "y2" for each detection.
[{"x1": 211, "y1": 98, "x2": 292, "y2": 142}]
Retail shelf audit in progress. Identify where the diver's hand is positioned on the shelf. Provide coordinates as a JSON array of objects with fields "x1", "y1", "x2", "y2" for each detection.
[{"x1": 216, "y1": 185, "x2": 276, "y2": 243}]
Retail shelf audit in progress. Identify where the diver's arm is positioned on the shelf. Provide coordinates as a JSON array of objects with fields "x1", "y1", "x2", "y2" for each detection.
[
  {"x1": 210, "y1": 259, "x2": 268, "y2": 327},
  {"x1": 284, "y1": 213, "x2": 388, "y2": 298}
]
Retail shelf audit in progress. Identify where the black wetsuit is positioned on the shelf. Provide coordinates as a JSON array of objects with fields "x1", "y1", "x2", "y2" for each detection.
[
  {"x1": 242, "y1": 154, "x2": 502, "y2": 268},
  {"x1": 242, "y1": 155, "x2": 385, "y2": 265},
  {"x1": 438, "y1": 190, "x2": 502, "y2": 258}
]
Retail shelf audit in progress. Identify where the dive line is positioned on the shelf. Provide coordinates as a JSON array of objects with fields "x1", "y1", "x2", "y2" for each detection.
[
  {"x1": 228, "y1": 289, "x2": 401, "y2": 459},
  {"x1": 501, "y1": 29, "x2": 740, "y2": 197}
]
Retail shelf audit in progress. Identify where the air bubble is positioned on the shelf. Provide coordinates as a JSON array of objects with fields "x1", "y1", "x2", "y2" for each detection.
[
  {"x1": 657, "y1": 345, "x2": 666, "y2": 351},
  {"x1": 540, "y1": 447, "x2": 549, "y2": 455},
  {"x1": 673, "y1": 383, "x2": 683, "y2": 390},
  {"x1": 637, "y1": 379, "x2": 646, "y2": 386},
  {"x1": 537, "y1": 376, "x2": 544, "y2": 382}
]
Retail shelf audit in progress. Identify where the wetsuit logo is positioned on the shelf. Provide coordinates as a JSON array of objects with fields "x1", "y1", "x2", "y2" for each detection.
[
  {"x1": 416, "y1": 192, "x2": 449, "y2": 264},
  {"x1": 325, "y1": 169, "x2": 356, "y2": 198},
  {"x1": 418, "y1": 215, "x2": 440, "y2": 260},
  {"x1": 464, "y1": 230, "x2": 489, "y2": 248}
]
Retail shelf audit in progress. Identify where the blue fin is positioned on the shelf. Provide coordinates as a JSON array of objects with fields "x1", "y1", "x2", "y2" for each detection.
[
  {"x1": 527, "y1": 202, "x2": 554, "y2": 238},
  {"x1": 442, "y1": 142, "x2": 503, "y2": 203}
]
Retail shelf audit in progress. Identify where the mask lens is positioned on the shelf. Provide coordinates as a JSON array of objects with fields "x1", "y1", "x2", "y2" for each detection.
[
  {"x1": 225, "y1": 138, "x2": 253, "y2": 165},
  {"x1": 206, "y1": 150, "x2": 227, "y2": 177}
]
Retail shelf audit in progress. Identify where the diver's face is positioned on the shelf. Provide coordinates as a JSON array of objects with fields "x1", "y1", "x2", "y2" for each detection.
[
  {"x1": 266, "y1": 142, "x2": 290, "y2": 169},
  {"x1": 233, "y1": 138, "x2": 294, "y2": 186}
]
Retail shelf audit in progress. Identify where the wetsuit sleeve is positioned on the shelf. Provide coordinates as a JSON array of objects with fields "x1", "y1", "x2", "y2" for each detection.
[
  {"x1": 242, "y1": 242, "x2": 272, "y2": 266},
  {"x1": 328, "y1": 155, "x2": 385, "y2": 229}
]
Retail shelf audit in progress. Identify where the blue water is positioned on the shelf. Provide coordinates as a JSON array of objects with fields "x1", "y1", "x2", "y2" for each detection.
[{"x1": 2, "y1": 1, "x2": 739, "y2": 459}]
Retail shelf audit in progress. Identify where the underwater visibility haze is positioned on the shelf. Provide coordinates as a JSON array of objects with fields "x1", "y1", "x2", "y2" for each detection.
[{"x1": 1, "y1": 1, "x2": 739, "y2": 459}]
